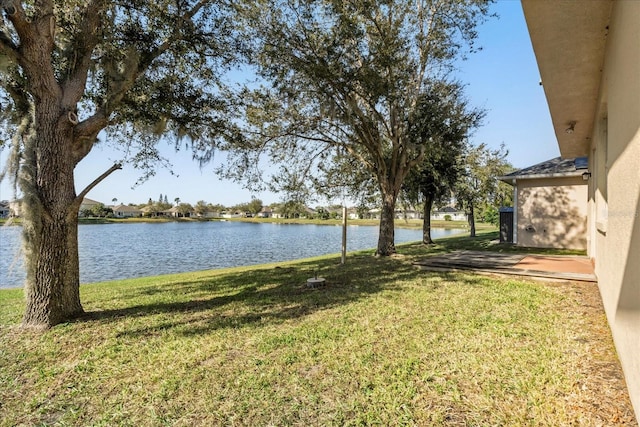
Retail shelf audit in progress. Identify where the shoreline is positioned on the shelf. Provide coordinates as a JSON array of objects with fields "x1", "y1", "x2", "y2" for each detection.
[{"x1": 2, "y1": 216, "x2": 481, "y2": 230}]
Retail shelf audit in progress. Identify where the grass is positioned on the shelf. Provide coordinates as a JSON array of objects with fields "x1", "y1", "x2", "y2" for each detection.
[{"x1": 0, "y1": 233, "x2": 635, "y2": 426}]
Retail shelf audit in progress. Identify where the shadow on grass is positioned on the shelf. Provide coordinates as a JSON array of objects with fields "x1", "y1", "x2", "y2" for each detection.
[
  {"x1": 76, "y1": 230, "x2": 576, "y2": 337},
  {"x1": 80, "y1": 252, "x2": 422, "y2": 338}
]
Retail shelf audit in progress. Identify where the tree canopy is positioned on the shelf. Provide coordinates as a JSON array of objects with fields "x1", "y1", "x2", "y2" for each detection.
[
  {"x1": 226, "y1": 0, "x2": 494, "y2": 255},
  {"x1": 0, "y1": 0, "x2": 245, "y2": 327}
]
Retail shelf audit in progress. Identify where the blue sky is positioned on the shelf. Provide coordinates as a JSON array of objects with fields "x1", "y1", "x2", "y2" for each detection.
[{"x1": 0, "y1": 1, "x2": 558, "y2": 208}]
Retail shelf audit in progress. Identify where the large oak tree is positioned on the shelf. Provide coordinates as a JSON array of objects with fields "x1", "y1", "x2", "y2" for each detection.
[
  {"x1": 0, "y1": 0, "x2": 242, "y2": 328},
  {"x1": 230, "y1": 0, "x2": 493, "y2": 255}
]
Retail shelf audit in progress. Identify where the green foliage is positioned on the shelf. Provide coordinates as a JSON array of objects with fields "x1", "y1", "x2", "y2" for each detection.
[
  {"x1": 315, "y1": 207, "x2": 331, "y2": 220},
  {"x1": 455, "y1": 143, "x2": 513, "y2": 235},
  {"x1": 1, "y1": 1, "x2": 249, "y2": 326},
  {"x1": 194, "y1": 200, "x2": 209, "y2": 216},
  {"x1": 247, "y1": 198, "x2": 263, "y2": 215},
  {"x1": 402, "y1": 81, "x2": 483, "y2": 205},
  {"x1": 479, "y1": 204, "x2": 500, "y2": 227},
  {"x1": 279, "y1": 200, "x2": 307, "y2": 219},
  {"x1": 401, "y1": 80, "x2": 484, "y2": 243},
  {"x1": 227, "y1": 0, "x2": 494, "y2": 254},
  {"x1": 444, "y1": 214, "x2": 452, "y2": 221},
  {"x1": 81, "y1": 203, "x2": 112, "y2": 218},
  {"x1": 1, "y1": 0, "x2": 245, "y2": 188}
]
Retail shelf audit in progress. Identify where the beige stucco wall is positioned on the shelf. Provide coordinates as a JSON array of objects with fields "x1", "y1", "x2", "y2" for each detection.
[
  {"x1": 515, "y1": 176, "x2": 588, "y2": 249},
  {"x1": 587, "y1": 0, "x2": 640, "y2": 417}
]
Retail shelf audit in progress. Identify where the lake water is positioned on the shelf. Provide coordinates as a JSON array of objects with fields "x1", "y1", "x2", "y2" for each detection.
[{"x1": 0, "y1": 221, "x2": 464, "y2": 288}]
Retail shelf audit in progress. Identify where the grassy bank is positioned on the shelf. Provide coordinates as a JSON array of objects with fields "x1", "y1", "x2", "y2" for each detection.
[
  {"x1": 0, "y1": 232, "x2": 634, "y2": 425},
  {"x1": 225, "y1": 216, "x2": 484, "y2": 230},
  {"x1": 1, "y1": 216, "x2": 489, "y2": 230}
]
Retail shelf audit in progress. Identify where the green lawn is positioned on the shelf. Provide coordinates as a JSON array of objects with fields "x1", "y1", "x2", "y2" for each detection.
[{"x1": 0, "y1": 232, "x2": 634, "y2": 426}]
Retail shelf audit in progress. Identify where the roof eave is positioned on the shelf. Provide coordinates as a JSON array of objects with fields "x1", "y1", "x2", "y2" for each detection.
[
  {"x1": 498, "y1": 171, "x2": 585, "y2": 184},
  {"x1": 521, "y1": 0, "x2": 613, "y2": 158}
]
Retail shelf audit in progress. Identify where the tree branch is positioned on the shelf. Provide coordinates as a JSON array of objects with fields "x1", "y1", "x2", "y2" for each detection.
[
  {"x1": 72, "y1": 1, "x2": 211, "y2": 164},
  {"x1": 5, "y1": 0, "x2": 61, "y2": 101},
  {"x1": 75, "y1": 163, "x2": 122, "y2": 203},
  {"x1": 0, "y1": 30, "x2": 22, "y2": 64},
  {"x1": 3, "y1": 1, "x2": 31, "y2": 37},
  {"x1": 61, "y1": 0, "x2": 108, "y2": 107}
]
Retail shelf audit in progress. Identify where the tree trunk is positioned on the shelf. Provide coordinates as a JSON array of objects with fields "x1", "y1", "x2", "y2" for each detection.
[
  {"x1": 421, "y1": 191, "x2": 434, "y2": 245},
  {"x1": 21, "y1": 105, "x2": 84, "y2": 328},
  {"x1": 468, "y1": 203, "x2": 476, "y2": 238},
  {"x1": 23, "y1": 213, "x2": 83, "y2": 327},
  {"x1": 377, "y1": 192, "x2": 397, "y2": 256}
]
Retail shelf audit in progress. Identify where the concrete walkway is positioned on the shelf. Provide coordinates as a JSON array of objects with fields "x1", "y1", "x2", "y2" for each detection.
[{"x1": 414, "y1": 250, "x2": 597, "y2": 282}]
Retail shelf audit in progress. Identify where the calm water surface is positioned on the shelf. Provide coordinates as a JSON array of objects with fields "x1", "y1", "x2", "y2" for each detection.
[{"x1": 0, "y1": 221, "x2": 464, "y2": 288}]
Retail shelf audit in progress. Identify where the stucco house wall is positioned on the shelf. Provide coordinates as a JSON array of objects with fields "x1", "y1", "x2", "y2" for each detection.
[
  {"x1": 79, "y1": 198, "x2": 102, "y2": 212},
  {"x1": 516, "y1": 176, "x2": 587, "y2": 249},
  {"x1": 587, "y1": 1, "x2": 640, "y2": 417},
  {"x1": 523, "y1": 0, "x2": 640, "y2": 417},
  {"x1": 112, "y1": 204, "x2": 142, "y2": 218}
]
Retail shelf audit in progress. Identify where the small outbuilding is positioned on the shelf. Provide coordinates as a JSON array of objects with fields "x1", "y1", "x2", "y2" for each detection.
[{"x1": 498, "y1": 157, "x2": 589, "y2": 250}]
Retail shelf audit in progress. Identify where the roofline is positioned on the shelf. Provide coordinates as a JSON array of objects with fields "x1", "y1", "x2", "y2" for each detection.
[
  {"x1": 498, "y1": 170, "x2": 585, "y2": 183},
  {"x1": 521, "y1": 1, "x2": 612, "y2": 158}
]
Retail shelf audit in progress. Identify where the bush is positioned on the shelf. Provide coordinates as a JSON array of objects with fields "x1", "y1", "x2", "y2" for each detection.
[{"x1": 444, "y1": 214, "x2": 452, "y2": 221}]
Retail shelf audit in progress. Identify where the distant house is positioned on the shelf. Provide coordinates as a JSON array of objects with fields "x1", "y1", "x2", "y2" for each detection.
[
  {"x1": 79, "y1": 198, "x2": 102, "y2": 213},
  {"x1": 140, "y1": 205, "x2": 168, "y2": 217},
  {"x1": 431, "y1": 206, "x2": 466, "y2": 222},
  {"x1": 221, "y1": 211, "x2": 243, "y2": 219},
  {"x1": 366, "y1": 208, "x2": 380, "y2": 220},
  {"x1": 347, "y1": 208, "x2": 360, "y2": 220},
  {"x1": 499, "y1": 157, "x2": 588, "y2": 250},
  {"x1": 326, "y1": 207, "x2": 343, "y2": 219},
  {"x1": 164, "y1": 206, "x2": 192, "y2": 218},
  {"x1": 112, "y1": 204, "x2": 142, "y2": 218},
  {"x1": 395, "y1": 209, "x2": 422, "y2": 220},
  {"x1": 271, "y1": 208, "x2": 285, "y2": 219},
  {"x1": 302, "y1": 207, "x2": 316, "y2": 218},
  {"x1": 257, "y1": 206, "x2": 273, "y2": 218},
  {"x1": 0, "y1": 201, "x2": 9, "y2": 218},
  {"x1": 195, "y1": 210, "x2": 221, "y2": 219}
]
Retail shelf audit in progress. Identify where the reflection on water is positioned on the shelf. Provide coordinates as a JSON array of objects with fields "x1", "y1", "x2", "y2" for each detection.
[{"x1": 0, "y1": 221, "x2": 464, "y2": 288}]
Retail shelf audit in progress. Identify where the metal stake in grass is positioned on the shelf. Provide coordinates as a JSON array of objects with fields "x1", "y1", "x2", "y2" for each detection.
[{"x1": 307, "y1": 270, "x2": 325, "y2": 288}]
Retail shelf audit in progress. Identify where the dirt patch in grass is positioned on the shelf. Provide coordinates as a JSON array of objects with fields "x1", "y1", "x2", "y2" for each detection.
[{"x1": 542, "y1": 280, "x2": 637, "y2": 425}]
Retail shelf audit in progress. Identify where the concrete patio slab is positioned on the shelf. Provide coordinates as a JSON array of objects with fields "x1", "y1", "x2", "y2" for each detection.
[
  {"x1": 414, "y1": 250, "x2": 597, "y2": 282},
  {"x1": 515, "y1": 255, "x2": 594, "y2": 275}
]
